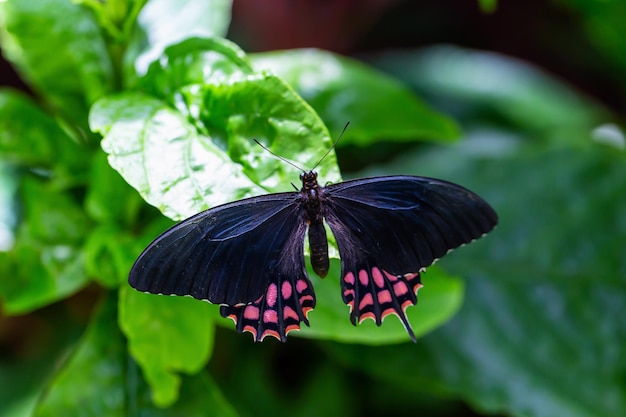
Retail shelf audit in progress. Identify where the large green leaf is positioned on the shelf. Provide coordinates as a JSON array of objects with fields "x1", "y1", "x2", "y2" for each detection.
[
  {"x1": 0, "y1": 0, "x2": 113, "y2": 130},
  {"x1": 178, "y1": 72, "x2": 341, "y2": 186},
  {"x1": 0, "y1": 303, "x2": 84, "y2": 417},
  {"x1": 90, "y1": 92, "x2": 259, "y2": 220},
  {"x1": 91, "y1": 74, "x2": 340, "y2": 220},
  {"x1": 250, "y1": 49, "x2": 460, "y2": 146},
  {"x1": 34, "y1": 294, "x2": 128, "y2": 417},
  {"x1": 0, "y1": 177, "x2": 90, "y2": 314},
  {"x1": 35, "y1": 292, "x2": 237, "y2": 415},
  {"x1": 327, "y1": 137, "x2": 626, "y2": 417},
  {"x1": 140, "y1": 37, "x2": 253, "y2": 99},
  {"x1": 119, "y1": 285, "x2": 217, "y2": 407}
]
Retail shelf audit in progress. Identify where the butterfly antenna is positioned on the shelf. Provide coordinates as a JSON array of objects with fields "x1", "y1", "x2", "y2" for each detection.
[
  {"x1": 253, "y1": 139, "x2": 305, "y2": 172},
  {"x1": 311, "y1": 122, "x2": 350, "y2": 170}
]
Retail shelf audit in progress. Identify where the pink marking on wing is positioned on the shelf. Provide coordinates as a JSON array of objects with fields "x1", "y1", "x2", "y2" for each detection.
[
  {"x1": 381, "y1": 308, "x2": 397, "y2": 319},
  {"x1": 401, "y1": 299, "x2": 413, "y2": 310},
  {"x1": 393, "y1": 281, "x2": 409, "y2": 297},
  {"x1": 263, "y1": 309, "x2": 278, "y2": 324},
  {"x1": 358, "y1": 312, "x2": 376, "y2": 323},
  {"x1": 243, "y1": 305, "x2": 260, "y2": 320},
  {"x1": 359, "y1": 270, "x2": 369, "y2": 286},
  {"x1": 404, "y1": 272, "x2": 419, "y2": 280},
  {"x1": 285, "y1": 324, "x2": 300, "y2": 333},
  {"x1": 383, "y1": 270, "x2": 399, "y2": 282},
  {"x1": 302, "y1": 306, "x2": 314, "y2": 317},
  {"x1": 377, "y1": 289, "x2": 392, "y2": 304},
  {"x1": 243, "y1": 325, "x2": 257, "y2": 339},
  {"x1": 299, "y1": 295, "x2": 314, "y2": 303},
  {"x1": 414, "y1": 282, "x2": 424, "y2": 293},
  {"x1": 260, "y1": 329, "x2": 280, "y2": 341},
  {"x1": 358, "y1": 293, "x2": 374, "y2": 310},
  {"x1": 225, "y1": 314, "x2": 237, "y2": 323},
  {"x1": 344, "y1": 272, "x2": 355, "y2": 285},
  {"x1": 371, "y1": 267, "x2": 385, "y2": 288},
  {"x1": 343, "y1": 289, "x2": 354, "y2": 299},
  {"x1": 297, "y1": 279, "x2": 310, "y2": 294},
  {"x1": 266, "y1": 283, "x2": 278, "y2": 307},
  {"x1": 281, "y1": 281, "x2": 293, "y2": 299},
  {"x1": 283, "y1": 306, "x2": 299, "y2": 321}
]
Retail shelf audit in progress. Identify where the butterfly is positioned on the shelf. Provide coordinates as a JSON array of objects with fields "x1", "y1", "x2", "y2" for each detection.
[{"x1": 129, "y1": 169, "x2": 498, "y2": 342}]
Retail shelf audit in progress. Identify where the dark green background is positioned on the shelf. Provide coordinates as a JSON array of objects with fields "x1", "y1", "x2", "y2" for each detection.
[{"x1": 1, "y1": 1, "x2": 625, "y2": 417}]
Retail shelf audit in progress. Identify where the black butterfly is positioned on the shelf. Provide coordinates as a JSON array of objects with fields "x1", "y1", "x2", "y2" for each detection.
[{"x1": 129, "y1": 168, "x2": 497, "y2": 342}]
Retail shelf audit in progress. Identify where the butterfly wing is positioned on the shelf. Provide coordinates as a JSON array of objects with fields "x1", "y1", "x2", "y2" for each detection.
[
  {"x1": 129, "y1": 193, "x2": 315, "y2": 341},
  {"x1": 323, "y1": 176, "x2": 498, "y2": 341}
]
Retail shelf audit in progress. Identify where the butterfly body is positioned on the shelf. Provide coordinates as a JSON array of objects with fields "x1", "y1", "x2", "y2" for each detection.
[
  {"x1": 130, "y1": 171, "x2": 497, "y2": 342},
  {"x1": 299, "y1": 171, "x2": 330, "y2": 278}
]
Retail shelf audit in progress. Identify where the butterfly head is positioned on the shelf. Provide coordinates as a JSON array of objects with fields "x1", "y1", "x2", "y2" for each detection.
[{"x1": 300, "y1": 171, "x2": 319, "y2": 191}]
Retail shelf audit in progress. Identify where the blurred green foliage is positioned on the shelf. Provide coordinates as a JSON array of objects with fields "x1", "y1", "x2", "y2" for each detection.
[{"x1": 1, "y1": 1, "x2": 625, "y2": 417}]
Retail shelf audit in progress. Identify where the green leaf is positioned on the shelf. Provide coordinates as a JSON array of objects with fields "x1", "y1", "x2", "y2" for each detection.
[
  {"x1": 0, "y1": 89, "x2": 90, "y2": 183},
  {"x1": 0, "y1": 304, "x2": 85, "y2": 417},
  {"x1": 0, "y1": 0, "x2": 114, "y2": 129},
  {"x1": 179, "y1": 72, "x2": 341, "y2": 187},
  {"x1": 140, "y1": 37, "x2": 253, "y2": 99},
  {"x1": 90, "y1": 92, "x2": 261, "y2": 220},
  {"x1": 250, "y1": 49, "x2": 460, "y2": 145},
  {"x1": 0, "y1": 228, "x2": 88, "y2": 314},
  {"x1": 20, "y1": 177, "x2": 91, "y2": 245},
  {"x1": 0, "y1": 177, "x2": 91, "y2": 314},
  {"x1": 34, "y1": 292, "x2": 236, "y2": 415},
  {"x1": 85, "y1": 151, "x2": 145, "y2": 225},
  {"x1": 128, "y1": 0, "x2": 233, "y2": 76},
  {"x1": 34, "y1": 293, "x2": 127, "y2": 417},
  {"x1": 91, "y1": 73, "x2": 340, "y2": 220},
  {"x1": 119, "y1": 286, "x2": 216, "y2": 407},
  {"x1": 83, "y1": 225, "x2": 136, "y2": 288},
  {"x1": 154, "y1": 372, "x2": 239, "y2": 417},
  {"x1": 0, "y1": 89, "x2": 64, "y2": 166},
  {"x1": 328, "y1": 136, "x2": 626, "y2": 417},
  {"x1": 293, "y1": 260, "x2": 464, "y2": 344}
]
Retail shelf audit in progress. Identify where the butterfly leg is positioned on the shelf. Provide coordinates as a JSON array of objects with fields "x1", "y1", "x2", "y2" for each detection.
[
  {"x1": 341, "y1": 266, "x2": 423, "y2": 342},
  {"x1": 220, "y1": 274, "x2": 316, "y2": 342}
]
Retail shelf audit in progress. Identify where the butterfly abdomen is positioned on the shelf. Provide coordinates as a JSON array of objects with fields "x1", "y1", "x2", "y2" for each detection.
[{"x1": 308, "y1": 220, "x2": 329, "y2": 277}]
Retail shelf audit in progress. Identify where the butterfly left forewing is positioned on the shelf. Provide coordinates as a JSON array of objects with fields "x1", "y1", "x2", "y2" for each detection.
[
  {"x1": 129, "y1": 192, "x2": 316, "y2": 341},
  {"x1": 324, "y1": 175, "x2": 498, "y2": 341}
]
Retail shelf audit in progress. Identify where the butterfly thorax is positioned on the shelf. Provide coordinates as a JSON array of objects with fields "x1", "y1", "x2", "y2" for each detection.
[
  {"x1": 299, "y1": 171, "x2": 324, "y2": 218},
  {"x1": 299, "y1": 171, "x2": 329, "y2": 278}
]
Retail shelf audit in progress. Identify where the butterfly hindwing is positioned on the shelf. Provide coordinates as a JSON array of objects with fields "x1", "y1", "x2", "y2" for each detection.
[
  {"x1": 129, "y1": 192, "x2": 316, "y2": 340},
  {"x1": 324, "y1": 176, "x2": 498, "y2": 340},
  {"x1": 220, "y1": 270, "x2": 316, "y2": 342}
]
